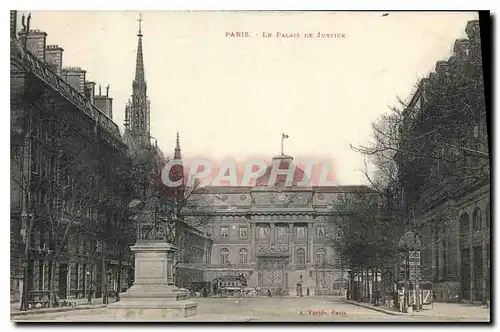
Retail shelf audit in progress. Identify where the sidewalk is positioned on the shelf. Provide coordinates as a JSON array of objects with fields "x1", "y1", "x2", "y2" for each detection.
[
  {"x1": 341, "y1": 299, "x2": 490, "y2": 320},
  {"x1": 10, "y1": 297, "x2": 118, "y2": 317}
]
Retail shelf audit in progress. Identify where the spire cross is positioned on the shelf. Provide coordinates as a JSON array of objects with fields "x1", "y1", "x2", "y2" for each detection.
[{"x1": 137, "y1": 13, "x2": 143, "y2": 36}]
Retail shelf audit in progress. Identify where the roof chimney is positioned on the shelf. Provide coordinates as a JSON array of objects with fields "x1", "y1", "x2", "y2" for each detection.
[
  {"x1": 84, "y1": 81, "x2": 96, "y2": 105},
  {"x1": 45, "y1": 45, "x2": 64, "y2": 76},
  {"x1": 10, "y1": 11, "x2": 17, "y2": 40},
  {"x1": 19, "y1": 29, "x2": 47, "y2": 61},
  {"x1": 94, "y1": 85, "x2": 113, "y2": 119},
  {"x1": 62, "y1": 67, "x2": 86, "y2": 94}
]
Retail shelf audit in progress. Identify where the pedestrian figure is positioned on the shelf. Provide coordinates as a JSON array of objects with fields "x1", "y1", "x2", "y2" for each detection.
[
  {"x1": 398, "y1": 286, "x2": 405, "y2": 313},
  {"x1": 307, "y1": 288, "x2": 310, "y2": 296},
  {"x1": 267, "y1": 289, "x2": 272, "y2": 298}
]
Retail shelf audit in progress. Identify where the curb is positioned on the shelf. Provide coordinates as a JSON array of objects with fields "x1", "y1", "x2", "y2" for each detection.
[
  {"x1": 11, "y1": 304, "x2": 108, "y2": 317},
  {"x1": 340, "y1": 299, "x2": 406, "y2": 316}
]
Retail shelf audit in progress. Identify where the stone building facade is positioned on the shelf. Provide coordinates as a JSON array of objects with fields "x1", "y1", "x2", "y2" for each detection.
[
  {"x1": 190, "y1": 154, "x2": 373, "y2": 295},
  {"x1": 10, "y1": 11, "x2": 132, "y2": 304},
  {"x1": 397, "y1": 20, "x2": 490, "y2": 303}
]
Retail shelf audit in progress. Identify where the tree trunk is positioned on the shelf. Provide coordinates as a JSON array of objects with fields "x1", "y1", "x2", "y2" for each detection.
[
  {"x1": 21, "y1": 237, "x2": 31, "y2": 311},
  {"x1": 87, "y1": 262, "x2": 93, "y2": 305},
  {"x1": 116, "y1": 249, "x2": 122, "y2": 302},
  {"x1": 47, "y1": 260, "x2": 53, "y2": 308},
  {"x1": 367, "y1": 268, "x2": 371, "y2": 302},
  {"x1": 102, "y1": 258, "x2": 107, "y2": 304}
]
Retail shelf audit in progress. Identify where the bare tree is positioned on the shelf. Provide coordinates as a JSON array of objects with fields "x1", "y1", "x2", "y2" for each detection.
[{"x1": 343, "y1": 24, "x2": 488, "y2": 304}]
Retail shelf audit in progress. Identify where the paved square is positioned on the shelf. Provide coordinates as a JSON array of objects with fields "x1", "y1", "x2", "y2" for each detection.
[{"x1": 12, "y1": 297, "x2": 490, "y2": 322}]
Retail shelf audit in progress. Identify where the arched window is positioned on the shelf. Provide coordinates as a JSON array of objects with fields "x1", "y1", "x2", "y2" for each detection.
[
  {"x1": 220, "y1": 248, "x2": 229, "y2": 265},
  {"x1": 296, "y1": 248, "x2": 305, "y2": 265},
  {"x1": 473, "y1": 208, "x2": 482, "y2": 232},
  {"x1": 459, "y1": 213, "x2": 470, "y2": 242},
  {"x1": 239, "y1": 248, "x2": 248, "y2": 265},
  {"x1": 316, "y1": 248, "x2": 326, "y2": 265},
  {"x1": 486, "y1": 202, "x2": 490, "y2": 229},
  {"x1": 316, "y1": 226, "x2": 325, "y2": 239}
]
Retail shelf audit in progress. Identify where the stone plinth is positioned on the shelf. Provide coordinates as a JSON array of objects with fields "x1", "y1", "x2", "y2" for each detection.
[{"x1": 107, "y1": 241, "x2": 197, "y2": 319}]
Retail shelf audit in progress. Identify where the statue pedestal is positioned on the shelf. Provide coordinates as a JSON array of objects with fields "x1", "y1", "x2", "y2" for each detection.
[{"x1": 107, "y1": 242, "x2": 197, "y2": 320}]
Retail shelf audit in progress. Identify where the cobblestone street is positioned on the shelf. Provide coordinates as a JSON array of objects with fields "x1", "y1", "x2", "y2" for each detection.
[{"x1": 12, "y1": 297, "x2": 490, "y2": 322}]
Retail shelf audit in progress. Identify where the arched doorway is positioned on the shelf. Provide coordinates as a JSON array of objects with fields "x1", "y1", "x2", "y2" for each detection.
[
  {"x1": 459, "y1": 213, "x2": 470, "y2": 300},
  {"x1": 256, "y1": 245, "x2": 290, "y2": 296}
]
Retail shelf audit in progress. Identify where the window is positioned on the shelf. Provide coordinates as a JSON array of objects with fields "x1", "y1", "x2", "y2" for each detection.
[
  {"x1": 296, "y1": 226, "x2": 306, "y2": 239},
  {"x1": 239, "y1": 226, "x2": 248, "y2": 239},
  {"x1": 486, "y1": 203, "x2": 490, "y2": 229},
  {"x1": 473, "y1": 208, "x2": 482, "y2": 232},
  {"x1": 443, "y1": 238, "x2": 447, "y2": 277},
  {"x1": 316, "y1": 249, "x2": 326, "y2": 265},
  {"x1": 239, "y1": 248, "x2": 248, "y2": 264},
  {"x1": 220, "y1": 226, "x2": 229, "y2": 238},
  {"x1": 276, "y1": 226, "x2": 287, "y2": 240},
  {"x1": 220, "y1": 248, "x2": 229, "y2": 265},
  {"x1": 258, "y1": 226, "x2": 269, "y2": 239},
  {"x1": 317, "y1": 226, "x2": 325, "y2": 239},
  {"x1": 473, "y1": 125, "x2": 479, "y2": 138},
  {"x1": 296, "y1": 248, "x2": 305, "y2": 265}
]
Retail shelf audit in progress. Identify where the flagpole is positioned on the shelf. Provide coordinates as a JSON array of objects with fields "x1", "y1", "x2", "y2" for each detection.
[{"x1": 281, "y1": 134, "x2": 284, "y2": 155}]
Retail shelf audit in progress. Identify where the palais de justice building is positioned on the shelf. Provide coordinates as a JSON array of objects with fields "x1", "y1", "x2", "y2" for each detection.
[{"x1": 190, "y1": 154, "x2": 373, "y2": 296}]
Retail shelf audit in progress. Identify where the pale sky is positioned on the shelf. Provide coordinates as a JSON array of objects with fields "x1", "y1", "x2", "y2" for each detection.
[{"x1": 17, "y1": 11, "x2": 479, "y2": 185}]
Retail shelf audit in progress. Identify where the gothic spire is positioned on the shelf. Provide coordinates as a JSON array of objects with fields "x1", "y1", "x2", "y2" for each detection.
[
  {"x1": 125, "y1": 13, "x2": 150, "y2": 148},
  {"x1": 174, "y1": 132, "x2": 182, "y2": 160},
  {"x1": 135, "y1": 13, "x2": 145, "y2": 83}
]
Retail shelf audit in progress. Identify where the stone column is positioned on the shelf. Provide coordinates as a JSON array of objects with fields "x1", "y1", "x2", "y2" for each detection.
[
  {"x1": 456, "y1": 216, "x2": 462, "y2": 282},
  {"x1": 469, "y1": 215, "x2": 474, "y2": 303},
  {"x1": 270, "y1": 223, "x2": 275, "y2": 245},
  {"x1": 438, "y1": 236, "x2": 445, "y2": 280},
  {"x1": 482, "y1": 228, "x2": 488, "y2": 304},
  {"x1": 67, "y1": 264, "x2": 71, "y2": 299},
  {"x1": 289, "y1": 224, "x2": 294, "y2": 264},
  {"x1": 251, "y1": 223, "x2": 256, "y2": 263},
  {"x1": 431, "y1": 226, "x2": 437, "y2": 280},
  {"x1": 308, "y1": 223, "x2": 314, "y2": 264}
]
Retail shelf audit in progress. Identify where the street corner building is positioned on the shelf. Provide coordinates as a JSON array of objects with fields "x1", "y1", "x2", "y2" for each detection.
[
  {"x1": 396, "y1": 20, "x2": 490, "y2": 304},
  {"x1": 186, "y1": 154, "x2": 375, "y2": 296},
  {"x1": 10, "y1": 11, "x2": 132, "y2": 304}
]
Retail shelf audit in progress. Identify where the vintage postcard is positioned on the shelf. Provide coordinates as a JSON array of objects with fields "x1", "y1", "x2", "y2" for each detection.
[{"x1": 10, "y1": 10, "x2": 490, "y2": 323}]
